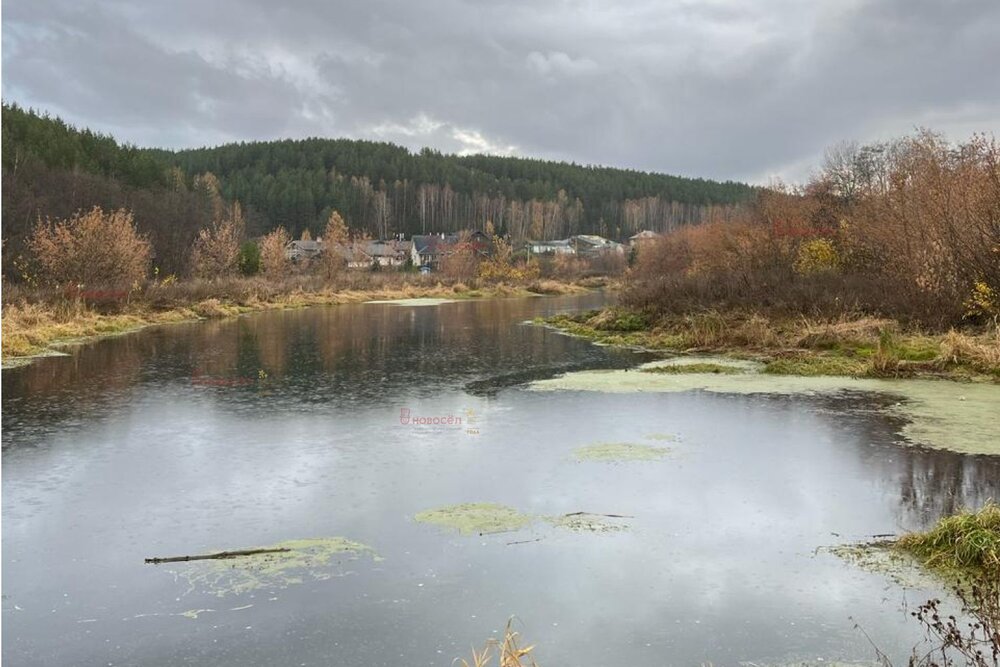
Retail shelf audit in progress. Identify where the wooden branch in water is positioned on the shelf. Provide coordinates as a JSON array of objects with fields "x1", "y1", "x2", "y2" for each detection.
[
  {"x1": 144, "y1": 548, "x2": 290, "y2": 564},
  {"x1": 562, "y1": 511, "x2": 634, "y2": 519}
]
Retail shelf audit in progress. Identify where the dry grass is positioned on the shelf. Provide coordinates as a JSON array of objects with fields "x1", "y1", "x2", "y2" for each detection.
[
  {"x1": 1, "y1": 274, "x2": 594, "y2": 361},
  {"x1": 940, "y1": 325, "x2": 1000, "y2": 375},
  {"x1": 543, "y1": 308, "x2": 1000, "y2": 380},
  {"x1": 1, "y1": 301, "x2": 195, "y2": 359},
  {"x1": 794, "y1": 316, "x2": 898, "y2": 349},
  {"x1": 460, "y1": 619, "x2": 538, "y2": 667}
]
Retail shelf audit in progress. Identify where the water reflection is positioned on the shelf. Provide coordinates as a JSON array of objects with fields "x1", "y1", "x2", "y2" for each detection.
[{"x1": 2, "y1": 293, "x2": 998, "y2": 667}]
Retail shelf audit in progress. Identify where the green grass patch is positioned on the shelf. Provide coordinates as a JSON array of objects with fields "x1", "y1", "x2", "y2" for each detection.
[{"x1": 896, "y1": 503, "x2": 1000, "y2": 574}]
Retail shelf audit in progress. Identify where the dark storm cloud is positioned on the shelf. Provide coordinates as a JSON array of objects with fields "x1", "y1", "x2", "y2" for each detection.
[{"x1": 4, "y1": 0, "x2": 999, "y2": 181}]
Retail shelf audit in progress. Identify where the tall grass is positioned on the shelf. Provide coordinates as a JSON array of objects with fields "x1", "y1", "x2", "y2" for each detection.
[{"x1": 897, "y1": 503, "x2": 1000, "y2": 573}]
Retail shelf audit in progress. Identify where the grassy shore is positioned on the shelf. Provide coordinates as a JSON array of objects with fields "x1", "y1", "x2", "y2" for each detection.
[
  {"x1": 897, "y1": 503, "x2": 1000, "y2": 575},
  {"x1": 539, "y1": 308, "x2": 1000, "y2": 382},
  {"x1": 1, "y1": 276, "x2": 592, "y2": 364}
]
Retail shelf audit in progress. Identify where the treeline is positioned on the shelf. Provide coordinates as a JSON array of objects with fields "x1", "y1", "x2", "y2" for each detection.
[
  {"x1": 171, "y1": 140, "x2": 754, "y2": 240},
  {"x1": 2, "y1": 103, "x2": 754, "y2": 276},
  {"x1": 627, "y1": 131, "x2": 1000, "y2": 327}
]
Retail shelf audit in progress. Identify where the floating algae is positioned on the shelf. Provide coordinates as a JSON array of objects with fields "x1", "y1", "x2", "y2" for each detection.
[
  {"x1": 414, "y1": 504, "x2": 630, "y2": 536},
  {"x1": 531, "y1": 358, "x2": 1000, "y2": 456},
  {"x1": 414, "y1": 503, "x2": 532, "y2": 535},
  {"x1": 546, "y1": 513, "x2": 629, "y2": 533},
  {"x1": 641, "y1": 356, "x2": 762, "y2": 375},
  {"x1": 170, "y1": 537, "x2": 379, "y2": 597},
  {"x1": 644, "y1": 433, "x2": 679, "y2": 442},
  {"x1": 826, "y1": 542, "x2": 943, "y2": 590},
  {"x1": 365, "y1": 298, "x2": 456, "y2": 306},
  {"x1": 574, "y1": 442, "x2": 671, "y2": 462}
]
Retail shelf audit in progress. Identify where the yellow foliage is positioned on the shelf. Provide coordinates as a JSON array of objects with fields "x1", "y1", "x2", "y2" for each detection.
[
  {"x1": 794, "y1": 238, "x2": 839, "y2": 275},
  {"x1": 964, "y1": 280, "x2": 998, "y2": 318},
  {"x1": 478, "y1": 235, "x2": 539, "y2": 283}
]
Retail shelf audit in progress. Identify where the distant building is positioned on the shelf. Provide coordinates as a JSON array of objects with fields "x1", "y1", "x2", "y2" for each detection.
[
  {"x1": 412, "y1": 231, "x2": 493, "y2": 269},
  {"x1": 344, "y1": 239, "x2": 416, "y2": 268},
  {"x1": 526, "y1": 239, "x2": 576, "y2": 256},
  {"x1": 285, "y1": 239, "x2": 324, "y2": 261},
  {"x1": 571, "y1": 235, "x2": 625, "y2": 257},
  {"x1": 412, "y1": 233, "x2": 459, "y2": 268},
  {"x1": 628, "y1": 230, "x2": 661, "y2": 246}
]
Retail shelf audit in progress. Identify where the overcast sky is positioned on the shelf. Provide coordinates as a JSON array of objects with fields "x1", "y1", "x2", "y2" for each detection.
[{"x1": 4, "y1": 0, "x2": 1000, "y2": 183}]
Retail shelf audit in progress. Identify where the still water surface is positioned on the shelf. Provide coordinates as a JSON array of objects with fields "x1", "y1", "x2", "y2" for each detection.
[{"x1": 3, "y1": 293, "x2": 999, "y2": 666}]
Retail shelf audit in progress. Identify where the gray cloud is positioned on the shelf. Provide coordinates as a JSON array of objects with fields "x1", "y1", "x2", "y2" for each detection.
[{"x1": 4, "y1": 0, "x2": 999, "y2": 182}]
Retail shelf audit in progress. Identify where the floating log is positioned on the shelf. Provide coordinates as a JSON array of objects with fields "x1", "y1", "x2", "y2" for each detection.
[
  {"x1": 562, "y1": 512, "x2": 634, "y2": 519},
  {"x1": 144, "y1": 547, "x2": 290, "y2": 564}
]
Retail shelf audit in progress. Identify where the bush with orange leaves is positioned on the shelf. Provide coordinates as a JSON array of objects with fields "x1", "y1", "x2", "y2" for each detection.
[
  {"x1": 191, "y1": 202, "x2": 245, "y2": 279},
  {"x1": 259, "y1": 226, "x2": 291, "y2": 277},
  {"x1": 627, "y1": 130, "x2": 1000, "y2": 327},
  {"x1": 440, "y1": 232, "x2": 481, "y2": 281},
  {"x1": 28, "y1": 206, "x2": 151, "y2": 288},
  {"x1": 478, "y1": 234, "x2": 540, "y2": 283}
]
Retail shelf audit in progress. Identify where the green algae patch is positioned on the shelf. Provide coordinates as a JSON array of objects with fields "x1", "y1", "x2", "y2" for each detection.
[
  {"x1": 827, "y1": 541, "x2": 942, "y2": 590},
  {"x1": 574, "y1": 442, "x2": 671, "y2": 462},
  {"x1": 642, "y1": 356, "x2": 763, "y2": 375},
  {"x1": 531, "y1": 362, "x2": 1000, "y2": 456},
  {"x1": 643, "y1": 362, "x2": 745, "y2": 375},
  {"x1": 414, "y1": 503, "x2": 532, "y2": 535},
  {"x1": 644, "y1": 433, "x2": 679, "y2": 442},
  {"x1": 365, "y1": 297, "x2": 457, "y2": 306},
  {"x1": 546, "y1": 513, "x2": 629, "y2": 533},
  {"x1": 171, "y1": 537, "x2": 379, "y2": 598}
]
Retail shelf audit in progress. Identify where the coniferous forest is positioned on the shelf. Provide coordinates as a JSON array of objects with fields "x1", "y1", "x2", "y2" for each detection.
[{"x1": 2, "y1": 103, "x2": 755, "y2": 274}]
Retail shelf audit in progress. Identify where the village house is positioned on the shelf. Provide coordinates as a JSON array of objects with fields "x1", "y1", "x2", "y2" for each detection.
[
  {"x1": 628, "y1": 230, "x2": 661, "y2": 246},
  {"x1": 525, "y1": 235, "x2": 625, "y2": 257},
  {"x1": 412, "y1": 231, "x2": 492, "y2": 270},
  {"x1": 285, "y1": 238, "x2": 324, "y2": 262},
  {"x1": 526, "y1": 239, "x2": 576, "y2": 255},
  {"x1": 571, "y1": 234, "x2": 626, "y2": 257}
]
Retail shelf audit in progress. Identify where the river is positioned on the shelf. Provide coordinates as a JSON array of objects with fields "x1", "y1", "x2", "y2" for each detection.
[{"x1": 3, "y1": 293, "x2": 998, "y2": 666}]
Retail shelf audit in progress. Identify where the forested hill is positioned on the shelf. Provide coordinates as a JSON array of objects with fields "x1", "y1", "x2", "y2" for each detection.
[
  {"x1": 170, "y1": 139, "x2": 755, "y2": 240},
  {"x1": 2, "y1": 103, "x2": 755, "y2": 271}
]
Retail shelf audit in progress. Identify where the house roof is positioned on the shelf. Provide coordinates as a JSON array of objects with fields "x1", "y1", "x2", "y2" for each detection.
[
  {"x1": 412, "y1": 234, "x2": 459, "y2": 254},
  {"x1": 287, "y1": 239, "x2": 323, "y2": 251},
  {"x1": 528, "y1": 239, "x2": 573, "y2": 247}
]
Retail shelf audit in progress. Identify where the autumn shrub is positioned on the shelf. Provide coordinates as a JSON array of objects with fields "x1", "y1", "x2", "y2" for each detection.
[
  {"x1": 441, "y1": 233, "x2": 480, "y2": 281},
  {"x1": 794, "y1": 238, "x2": 839, "y2": 275},
  {"x1": 191, "y1": 202, "x2": 245, "y2": 279},
  {"x1": 625, "y1": 131, "x2": 1000, "y2": 329},
  {"x1": 28, "y1": 206, "x2": 151, "y2": 288},
  {"x1": 259, "y1": 227, "x2": 291, "y2": 277},
  {"x1": 321, "y1": 210, "x2": 349, "y2": 278},
  {"x1": 478, "y1": 235, "x2": 541, "y2": 283}
]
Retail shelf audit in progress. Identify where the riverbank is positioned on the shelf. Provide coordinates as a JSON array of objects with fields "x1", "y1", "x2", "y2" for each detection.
[
  {"x1": 538, "y1": 308, "x2": 1000, "y2": 382},
  {"x1": 1, "y1": 277, "x2": 595, "y2": 364}
]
